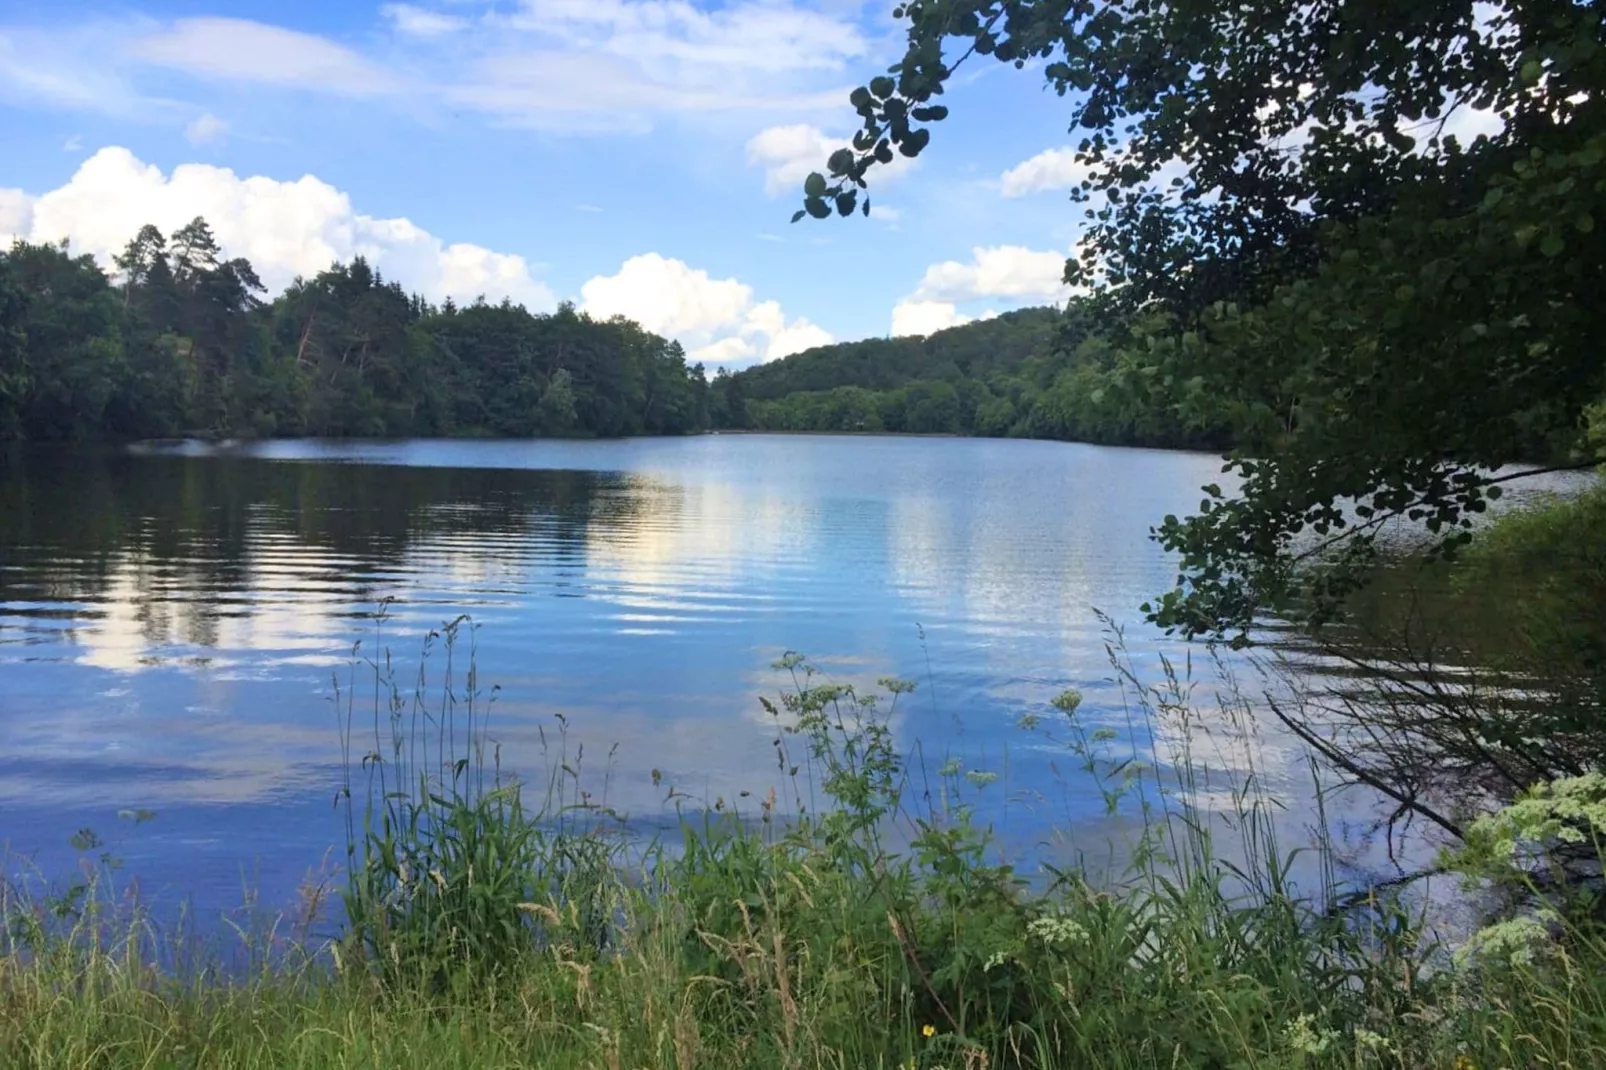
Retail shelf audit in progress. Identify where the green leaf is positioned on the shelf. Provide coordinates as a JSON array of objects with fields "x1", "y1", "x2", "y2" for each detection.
[
  {"x1": 870, "y1": 76, "x2": 896, "y2": 100},
  {"x1": 804, "y1": 197, "x2": 832, "y2": 220},
  {"x1": 827, "y1": 148, "x2": 855, "y2": 175},
  {"x1": 803, "y1": 172, "x2": 828, "y2": 198},
  {"x1": 835, "y1": 191, "x2": 857, "y2": 217},
  {"x1": 1540, "y1": 232, "x2": 1566, "y2": 258},
  {"x1": 899, "y1": 129, "x2": 931, "y2": 157},
  {"x1": 790, "y1": 209, "x2": 806, "y2": 224}
]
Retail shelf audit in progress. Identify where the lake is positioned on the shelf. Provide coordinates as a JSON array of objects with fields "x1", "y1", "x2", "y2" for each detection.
[{"x1": 0, "y1": 434, "x2": 1419, "y2": 921}]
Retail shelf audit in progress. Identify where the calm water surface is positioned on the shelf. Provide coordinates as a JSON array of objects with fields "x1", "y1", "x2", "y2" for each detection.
[{"x1": 0, "y1": 435, "x2": 1306, "y2": 915}]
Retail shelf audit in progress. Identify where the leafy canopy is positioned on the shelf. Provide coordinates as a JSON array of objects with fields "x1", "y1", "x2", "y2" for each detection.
[{"x1": 802, "y1": 0, "x2": 1606, "y2": 642}]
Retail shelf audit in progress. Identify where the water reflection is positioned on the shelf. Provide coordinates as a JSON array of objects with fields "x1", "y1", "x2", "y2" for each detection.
[{"x1": 2, "y1": 435, "x2": 1272, "y2": 913}]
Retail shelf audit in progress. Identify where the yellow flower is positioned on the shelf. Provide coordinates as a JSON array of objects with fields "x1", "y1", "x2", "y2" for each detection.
[
  {"x1": 1454, "y1": 1057, "x2": 1476, "y2": 1070},
  {"x1": 922, "y1": 1024, "x2": 936, "y2": 1039}
]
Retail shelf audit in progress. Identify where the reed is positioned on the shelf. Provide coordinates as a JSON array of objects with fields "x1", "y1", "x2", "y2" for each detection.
[{"x1": 1, "y1": 616, "x2": 1602, "y2": 1068}]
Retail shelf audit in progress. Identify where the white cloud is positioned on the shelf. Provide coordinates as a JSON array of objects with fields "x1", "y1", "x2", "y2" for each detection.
[
  {"x1": 891, "y1": 300, "x2": 970, "y2": 338},
  {"x1": 912, "y1": 245, "x2": 1071, "y2": 304},
  {"x1": 746, "y1": 123, "x2": 915, "y2": 196},
  {"x1": 500, "y1": 0, "x2": 864, "y2": 75},
  {"x1": 381, "y1": 4, "x2": 470, "y2": 37},
  {"x1": 62, "y1": 134, "x2": 82, "y2": 152},
  {"x1": 743, "y1": 298, "x2": 833, "y2": 359},
  {"x1": 8, "y1": 147, "x2": 555, "y2": 310},
  {"x1": 185, "y1": 112, "x2": 228, "y2": 146},
  {"x1": 573, "y1": 203, "x2": 603, "y2": 213},
  {"x1": 0, "y1": 188, "x2": 36, "y2": 247},
  {"x1": 580, "y1": 253, "x2": 830, "y2": 369},
  {"x1": 5, "y1": 3, "x2": 863, "y2": 135},
  {"x1": 442, "y1": 0, "x2": 866, "y2": 131},
  {"x1": 451, "y1": 54, "x2": 844, "y2": 133},
  {"x1": 889, "y1": 246, "x2": 1068, "y2": 336},
  {"x1": 1001, "y1": 146, "x2": 1195, "y2": 199},
  {"x1": 582, "y1": 253, "x2": 750, "y2": 337},
  {"x1": 1437, "y1": 103, "x2": 1505, "y2": 146},
  {"x1": 127, "y1": 18, "x2": 401, "y2": 96},
  {"x1": 0, "y1": 21, "x2": 183, "y2": 118},
  {"x1": 999, "y1": 147, "x2": 1089, "y2": 198}
]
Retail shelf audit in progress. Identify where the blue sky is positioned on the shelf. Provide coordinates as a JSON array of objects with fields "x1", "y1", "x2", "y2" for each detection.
[{"x1": 0, "y1": 0, "x2": 1091, "y2": 367}]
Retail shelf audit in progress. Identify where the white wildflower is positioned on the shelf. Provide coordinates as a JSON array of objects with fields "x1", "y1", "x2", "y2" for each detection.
[
  {"x1": 1284, "y1": 1013, "x2": 1337, "y2": 1057},
  {"x1": 1454, "y1": 911, "x2": 1560, "y2": 970},
  {"x1": 1027, "y1": 914, "x2": 1089, "y2": 948}
]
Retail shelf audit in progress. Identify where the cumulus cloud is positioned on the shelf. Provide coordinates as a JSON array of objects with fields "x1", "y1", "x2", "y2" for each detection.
[
  {"x1": 127, "y1": 18, "x2": 402, "y2": 95},
  {"x1": 888, "y1": 245, "x2": 1070, "y2": 337},
  {"x1": 999, "y1": 147, "x2": 1089, "y2": 198},
  {"x1": 911, "y1": 245, "x2": 1071, "y2": 304},
  {"x1": 746, "y1": 123, "x2": 915, "y2": 196},
  {"x1": 580, "y1": 253, "x2": 830, "y2": 368},
  {"x1": 581, "y1": 253, "x2": 750, "y2": 337},
  {"x1": 185, "y1": 113, "x2": 228, "y2": 146},
  {"x1": 4, "y1": 147, "x2": 556, "y2": 310},
  {"x1": 0, "y1": 188, "x2": 35, "y2": 246},
  {"x1": 891, "y1": 300, "x2": 971, "y2": 338}
]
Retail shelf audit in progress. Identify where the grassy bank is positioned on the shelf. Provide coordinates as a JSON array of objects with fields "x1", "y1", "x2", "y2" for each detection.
[{"x1": 3, "y1": 623, "x2": 1604, "y2": 1069}]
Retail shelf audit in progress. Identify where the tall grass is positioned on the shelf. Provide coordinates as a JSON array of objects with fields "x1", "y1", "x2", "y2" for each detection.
[{"x1": 2, "y1": 616, "x2": 1604, "y2": 1068}]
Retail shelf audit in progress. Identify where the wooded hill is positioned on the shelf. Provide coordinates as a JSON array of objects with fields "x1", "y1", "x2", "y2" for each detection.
[
  {"x1": 711, "y1": 304, "x2": 1229, "y2": 449},
  {"x1": 0, "y1": 220, "x2": 710, "y2": 442}
]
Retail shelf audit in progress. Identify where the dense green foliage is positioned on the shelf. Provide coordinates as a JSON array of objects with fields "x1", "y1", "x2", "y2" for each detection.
[
  {"x1": 0, "y1": 221, "x2": 711, "y2": 441},
  {"x1": 803, "y1": 0, "x2": 1606, "y2": 641},
  {"x1": 6, "y1": 626, "x2": 1606, "y2": 1068},
  {"x1": 715, "y1": 305, "x2": 1230, "y2": 449}
]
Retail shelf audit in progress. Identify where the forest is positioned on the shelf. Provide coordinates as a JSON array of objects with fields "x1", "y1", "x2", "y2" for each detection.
[
  {"x1": 0, "y1": 216, "x2": 1233, "y2": 451},
  {"x1": 0, "y1": 218, "x2": 1203, "y2": 450},
  {"x1": 0, "y1": 219, "x2": 712, "y2": 441},
  {"x1": 714, "y1": 303, "x2": 1229, "y2": 448}
]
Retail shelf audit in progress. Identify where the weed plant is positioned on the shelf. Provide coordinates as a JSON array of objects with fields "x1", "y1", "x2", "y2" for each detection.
[{"x1": 2, "y1": 613, "x2": 1604, "y2": 1068}]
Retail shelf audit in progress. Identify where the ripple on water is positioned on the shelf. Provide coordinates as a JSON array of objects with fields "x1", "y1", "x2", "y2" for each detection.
[{"x1": 3, "y1": 435, "x2": 1404, "y2": 918}]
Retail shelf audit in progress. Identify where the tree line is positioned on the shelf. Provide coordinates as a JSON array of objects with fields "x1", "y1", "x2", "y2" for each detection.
[
  {"x1": 0, "y1": 219, "x2": 712, "y2": 441},
  {"x1": 709, "y1": 304, "x2": 1232, "y2": 449}
]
